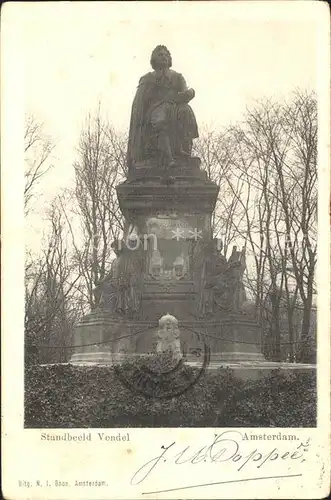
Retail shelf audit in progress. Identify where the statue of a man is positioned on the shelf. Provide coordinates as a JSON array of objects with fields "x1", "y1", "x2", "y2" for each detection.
[
  {"x1": 95, "y1": 240, "x2": 144, "y2": 318},
  {"x1": 214, "y1": 246, "x2": 247, "y2": 312},
  {"x1": 156, "y1": 313, "x2": 182, "y2": 362},
  {"x1": 193, "y1": 239, "x2": 226, "y2": 317},
  {"x1": 127, "y1": 45, "x2": 199, "y2": 170},
  {"x1": 228, "y1": 247, "x2": 247, "y2": 311}
]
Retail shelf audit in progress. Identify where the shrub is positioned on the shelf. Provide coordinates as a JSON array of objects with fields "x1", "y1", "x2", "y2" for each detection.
[{"x1": 24, "y1": 358, "x2": 316, "y2": 428}]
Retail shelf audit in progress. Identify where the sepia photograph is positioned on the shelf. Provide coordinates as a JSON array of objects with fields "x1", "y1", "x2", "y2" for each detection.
[
  {"x1": 2, "y1": 1, "x2": 330, "y2": 499},
  {"x1": 23, "y1": 3, "x2": 319, "y2": 429}
]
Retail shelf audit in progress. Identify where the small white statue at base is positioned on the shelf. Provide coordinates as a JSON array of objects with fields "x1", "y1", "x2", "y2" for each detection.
[{"x1": 156, "y1": 313, "x2": 182, "y2": 362}]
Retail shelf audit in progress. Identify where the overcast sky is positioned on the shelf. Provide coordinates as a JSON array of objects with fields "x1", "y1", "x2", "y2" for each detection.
[
  {"x1": 5, "y1": 1, "x2": 322, "y2": 246},
  {"x1": 20, "y1": 2, "x2": 320, "y2": 191}
]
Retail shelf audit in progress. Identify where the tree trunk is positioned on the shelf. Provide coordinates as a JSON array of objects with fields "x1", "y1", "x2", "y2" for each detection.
[{"x1": 299, "y1": 294, "x2": 313, "y2": 363}]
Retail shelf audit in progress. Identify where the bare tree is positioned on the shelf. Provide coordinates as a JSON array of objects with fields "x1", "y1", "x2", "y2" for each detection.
[
  {"x1": 277, "y1": 90, "x2": 317, "y2": 362},
  {"x1": 25, "y1": 198, "x2": 80, "y2": 364},
  {"x1": 24, "y1": 115, "x2": 55, "y2": 214},
  {"x1": 222, "y1": 91, "x2": 317, "y2": 362},
  {"x1": 68, "y1": 107, "x2": 126, "y2": 310},
  {"x1": 194, "y1": 128, "x2": 246, "y2": 254}
]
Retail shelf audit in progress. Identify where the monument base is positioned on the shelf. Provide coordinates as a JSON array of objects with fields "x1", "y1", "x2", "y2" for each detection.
[
  {"x1": 69, "y1": 309, "x2": 265, "y2": 365},
  {"x1": 69, "y1": 310, "x2": 314, "y2": 381},
  {"x1": 186, "y1": 359, "x2": 316, "y2": 380},
  {"x1": 68, "y1": 355, "x2": 315, "y2": 383}
]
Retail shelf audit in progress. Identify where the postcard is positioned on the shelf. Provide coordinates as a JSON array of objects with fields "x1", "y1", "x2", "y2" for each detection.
[{"x1": 1, "y1": 1, "x2": 330, "y2": 499}]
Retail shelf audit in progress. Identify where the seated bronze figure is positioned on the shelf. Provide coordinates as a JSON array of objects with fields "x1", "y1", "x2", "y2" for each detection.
[{"x1": 127, "y1": 45, "x2": 199, "y2": 170}]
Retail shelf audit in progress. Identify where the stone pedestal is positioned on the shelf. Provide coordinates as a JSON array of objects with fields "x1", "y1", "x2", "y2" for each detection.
[
  {"x1": 70, "y1": 312, "x2": 157, "y2": 364},
  {"x1": 70, "y1": 158, "x2": 266, "y2": 366},
  {"x1": 186, "y1": 360, "x2": 316, "y2": 381},
  {"x1": 70, "y1": 312, "x2": 264, "y2": 365}
]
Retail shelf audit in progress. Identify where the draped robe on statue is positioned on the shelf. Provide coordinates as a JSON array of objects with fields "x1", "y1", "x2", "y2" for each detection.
[
  {"x1": 98, "y1": 246, "x2": 144, "y2": 317},
  {"x1": 127, "y1": 68, "x2": 198, "y2": 170}
]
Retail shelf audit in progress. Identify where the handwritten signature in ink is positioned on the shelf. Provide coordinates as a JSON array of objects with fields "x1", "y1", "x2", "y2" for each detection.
[{"x1": 131, "y1": 430, "x2": 310, "y2": 493}]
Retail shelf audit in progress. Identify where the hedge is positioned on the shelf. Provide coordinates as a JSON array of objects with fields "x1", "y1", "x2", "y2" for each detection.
[{"x1": 25, "y1": 356, "x2": 316, "y2": 428}]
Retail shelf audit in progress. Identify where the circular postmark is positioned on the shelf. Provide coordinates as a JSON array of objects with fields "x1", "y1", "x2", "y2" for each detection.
[{"x1": 113, "y1": 320, "x2": 210, "y2": 399}]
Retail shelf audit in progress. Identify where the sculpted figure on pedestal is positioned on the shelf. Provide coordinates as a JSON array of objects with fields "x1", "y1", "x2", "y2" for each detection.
[
  {"x1": 127, "y1": 45, "x2": 199, "y2": 171},
  {"x1": 94, "y1": 240, "x2": 144, "y2": 318},
  {"x1": 193, "y1": 240, "x2": 247, "y2": 316},
  {"x1": 156, "y1": 313, "x2": 182, "y2": 362},
  {"x1": 213, "y1": 246, "x2": 247, "y2": 313},
  {"x1": 226, "y1": 246, "x2": 247, "y2": 311},
  {"x1": 193, "y1": 239, "x2": 227, "y2": 317}
]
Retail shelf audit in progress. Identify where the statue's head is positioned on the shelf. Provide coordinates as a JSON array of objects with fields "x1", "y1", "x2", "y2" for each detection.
[
  {"x1": 159, "y1": 313, "x2": 178, "y2": 332},
  {"x1": 150, "y1": 45, "x2": 172, "y2": 69}
]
